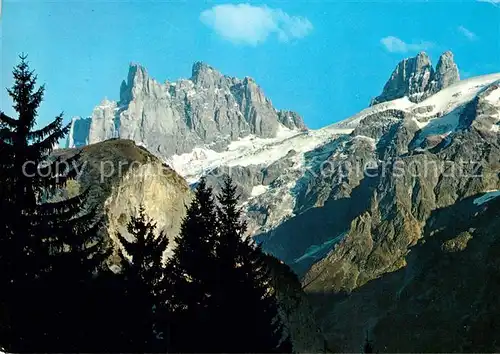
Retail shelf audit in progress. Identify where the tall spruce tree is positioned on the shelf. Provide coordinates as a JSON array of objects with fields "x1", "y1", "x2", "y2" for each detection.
[
  {"x1": 165, "y1": 176, "x2": 291, "y2": 352},
  {"x1": 214, "y1": 175, "x2": 291, "y2": 353},
  {"x1": 0, "y1": 54, "x2": 107, "y2": 352},
  {"x1": 165, "y1": 177, "x2": 219, "y2": 353},
  {"x1": 116, "y1": 205, "x2": 169, "y2": 352}
]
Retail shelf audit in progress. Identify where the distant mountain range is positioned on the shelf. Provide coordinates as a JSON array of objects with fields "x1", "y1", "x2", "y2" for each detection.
[
  {"x1": 65, "y1": 52, "x2": 500, "y2": 352},
  {"x1": 67, "y1": 62, "x2": 306, "y2": 155}
]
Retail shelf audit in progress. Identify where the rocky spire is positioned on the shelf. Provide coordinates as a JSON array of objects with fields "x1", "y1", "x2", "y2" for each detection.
[
  {"x1": 191, "y1": 61, "x2": 224, "y2": 88},
  {"x1": 371, "y1": 52, "x2": 434, "y2": 105},
  {"x1": 277, "y1": 111, "x2": 307, "y2": 131},
  {"x1": 431, "y1": 51, "x2": 460, "y2": 92},
  {"x1": 371, "y1": 51, "x2": 460, "y2": 106},
  {"x1": 120, "y1": 63, "x2": 159, "y2": 103},
  {"x1": 69, "y1": 61, "x2": 307, "y2": 157}
]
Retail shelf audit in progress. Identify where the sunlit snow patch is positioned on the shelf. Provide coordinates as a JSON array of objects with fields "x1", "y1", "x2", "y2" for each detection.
[
  {"x1": 251, "y1": 185, "x2": 269, "y2": 197},
  {"x1": 413, "y1": 74, "x2": 500, "y2": 121},
  {"x1": 485, "y1": 84, "x2": 500, "y2": 125},
  {"x1": 324, "y1": 97, "x2": 414, "y2": 132},
  {"x1": 168, "y1": 124, "x2": 353, "y2": 183},
  {"x1": 485, "y1": 84, "x2": 500, "y2": 105},
  {"x1": 409, "y1": 77, "x2": 500, "y2": 148},
  {"x1": 409, "y1": 76, "x2": 500, "y2": 148}
]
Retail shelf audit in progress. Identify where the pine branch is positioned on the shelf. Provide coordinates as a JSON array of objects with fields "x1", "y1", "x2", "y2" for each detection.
[
  {"x1": 0, "y1": 112, "x2": 19, "y2": 129},
  {"x1": 0, "y1": 127, "x2": 16, "y2": 144},
  {"x1": 27, "y1": 114, "x2": 64, "y2": 142},
  {"x1": 36, "y1": 188, "x2": 90, "y2": 215},
  {"x1": 35, "y1": 151, "x2": 83, "y2": 192},
  {"x1": 29, "y1": 124, "x2": 69, "y2": 156}
]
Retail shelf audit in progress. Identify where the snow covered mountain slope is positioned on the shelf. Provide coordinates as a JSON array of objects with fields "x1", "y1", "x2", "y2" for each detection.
[
  {"x1": 169, "y1": 73, "x2": 500, "y2": 184},
  {"x1": 167, "y1": 125, "x2": 351, "y2": 184},
  {"x1": 326, "y1": 97, "x2": 415, "y2": 130},
  {"x1": 412, "y1": 73, "x2": 500, "y2": 119},
  {"x1": 164, "y1": 71, "x2": 500, "y2": 286},
  {"x1": 166, "y1": 73, "x2": 500, "y2": 214}
]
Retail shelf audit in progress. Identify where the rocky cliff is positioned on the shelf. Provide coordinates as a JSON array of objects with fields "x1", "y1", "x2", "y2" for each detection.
[
  {"x1": 67, "y1": 62, "x2": 306, "y2": 156},
  {"x1": 371, "y1": 51, "x2": 460, "y2": 105},
  {"x1": 67, "y1": 116, "x2": 92, "y2": 148},
  {"x1": 52, "y1": 139, "x2": 193, "y2": 260}
]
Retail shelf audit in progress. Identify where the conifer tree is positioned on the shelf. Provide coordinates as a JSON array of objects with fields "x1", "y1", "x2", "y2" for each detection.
[
  {"x1": 165, "y1": 177, "x2": 219, "y2": 352},
  {"x1": 116, "y1": 205, "x2": 169, "y2": 352},
  {"x1": 363, "y1": 334, "x2": 374, "y2": 353},
  {"x1": 0, "y1": 54, "x2": 107, "y2": 352},
  {"x1": 165, "y1": 176, "x2": 290, "y2": 352},
  {"x1": 213, "y1": 175, "x2": 291, "y2": 353}
]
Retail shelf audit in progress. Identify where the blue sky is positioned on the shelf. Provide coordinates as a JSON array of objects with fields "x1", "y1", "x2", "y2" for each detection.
[{"x1": 1, "y1": 0, "x2": 499, "y2": 130}]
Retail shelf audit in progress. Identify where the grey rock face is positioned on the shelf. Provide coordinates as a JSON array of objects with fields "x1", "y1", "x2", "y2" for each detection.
[
  {"x1": 352, "y1": 109, "x2": 408, "y2": 141},
  {"x1": 66, "y1": 116, "x2": 92, "y2": 148},
  {"x1": 372, "y1": 51, "x2": 460, "y2": 105},
  {"x1": 88, "y1": 99, "x2": 119, "y2": 144},
  {"x1": 278, "y1": 111, "x2": 307, "y2": 131},
  {"x1": 205, "y1": 165, "x2": 265, "y2": 201},
  {"x1": 372, "y1": 52, "x2": 434, "y2": 105},
  {"x1": 68, "y1": 62, "x2": 306, "y2": 156},
  {"x1": 431, "y1": 51, "x2": 460, "y2": 92},
  {"x1": 52, "y1": 139, "x2": 193, "y2": 261}
]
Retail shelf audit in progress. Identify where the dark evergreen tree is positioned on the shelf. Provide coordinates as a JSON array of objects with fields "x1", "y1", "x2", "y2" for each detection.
[
  {"x1": 213, "y1": 175, "x2": 291, "y2": 353},
  {"x1": 363, "y1": 334, "x2": 374, "y2": 353},
  {"x1": 0, "y1": 54, "x2": 107, "y2": 352},
  {"x1": 165, "y1": 177, "x2": 219, "y2": 352},
  {"x1": 165, "y1": 176, "x2": 290, "y2": 352},
  {"x1": 116, "y1": 205, "x2": 169, "y2": 352}
]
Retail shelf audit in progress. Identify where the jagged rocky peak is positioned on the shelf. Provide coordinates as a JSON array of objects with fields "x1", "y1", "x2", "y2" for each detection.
[
  {"x1": 119, "y1": 63, "x2": 164, "y2": 102},
  {"x1": 191, "y1": 61, "x2": 224, "y2": 87},
  {"x1": 69, "y1": 61, "x2": 306, "y2": 154},
  {"x1": 372, "y1": 51, "x2": 434, "y2": 105},
  {"x1": 278, "y1": 110, "x2": 307, "y2": 131},
  {"x1": 126, "y1": 62, "x2": 149, "y2": 87},
  {"x1": 433, "y1": 51, "x2": 460, "y2": 91},
  {"x1": 371, "y1": 51, "x2": 460, "y2": 105}
]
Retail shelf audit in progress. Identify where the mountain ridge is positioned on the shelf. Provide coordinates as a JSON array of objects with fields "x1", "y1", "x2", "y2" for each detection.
[
  {"x1": 68, "y1": 51, "x2": 461, "y2": 156},
  {"x1": 67, "y1": 62, "x2": 306, "y2": 156},
  {"x1": 371, "y1": 51, "x2": 460, "y2": 105},
  {"x1": 64, "y1": 52, "x2": 500, "y2": 351}
]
